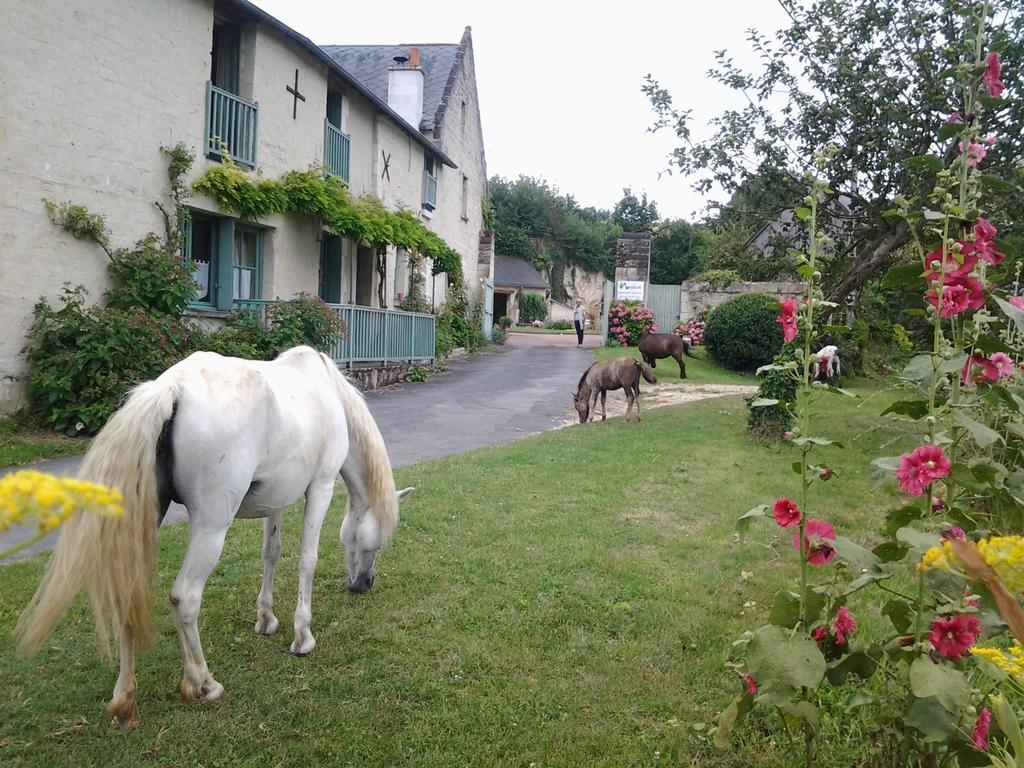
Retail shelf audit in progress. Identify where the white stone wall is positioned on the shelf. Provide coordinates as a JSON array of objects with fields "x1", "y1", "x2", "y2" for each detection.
[
  {"x1": 562, "y1": 264, "x2": 606, "y2": 326},
  {"x1": 0, "y1": 1, "x2": 488, "y2": 413}
]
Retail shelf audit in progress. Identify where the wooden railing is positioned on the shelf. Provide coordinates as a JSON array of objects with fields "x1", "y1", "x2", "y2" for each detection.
[
  {"x1": 323, "y1": 119, "x2": 351, "y2": 182},
  {"x1": 206, "y1": 82, "x2": 259, "y2": 167}
]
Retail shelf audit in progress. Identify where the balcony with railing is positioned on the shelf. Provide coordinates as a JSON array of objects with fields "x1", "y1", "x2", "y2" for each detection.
[
  {"x1": 324, "y1": 119, "x2": 351, "y2": 183},
  {"x1": 422, "y1": 169, "x2": 437, "y2": 211},
  {"x1": 233, "y1": 300, "x2": 435, "y2": 366},
  {"x1": 205, "y1": 82, "x2": 259, "y2": 167}
]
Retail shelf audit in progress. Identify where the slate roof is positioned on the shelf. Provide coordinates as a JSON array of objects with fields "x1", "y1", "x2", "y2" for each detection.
[
  {"x1": 225, "y1": 0, "x2": 456, "y2": 167},
  {"x1": 494, "y1": 255, "x2": 550, "y2": 290},
  {"x1": 321, "y1": 39, "x2": 463, "y2": 132}
]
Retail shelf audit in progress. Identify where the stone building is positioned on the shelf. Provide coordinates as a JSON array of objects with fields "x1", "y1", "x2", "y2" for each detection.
[{"x1": 0, "y1": 0, "x2": 489, "y2": 412}]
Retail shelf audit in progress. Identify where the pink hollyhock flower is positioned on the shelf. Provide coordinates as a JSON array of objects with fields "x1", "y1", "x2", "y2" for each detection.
[
  {"x1": 963, "y1": 353, "x2": 1000, "y2": 384},
  {"x1": 896, "y1": 445, "x2": 951, "y2": 496},
  {"x1": 743, "y1": 674, "x2": 758, "y2": 696},
  {"x1": 1010, "y1": 296, "x2": 1024, "y2": 311},
  {"x1": 984, "y1": 51, "x2": 1005, "y2": 99},
  {"x1": 943, "y1": 525, "x2": 966, "y2": 540},
  {"x1": 832, "y1": 606, "x2": 857, "y2": 645},
  {"x1": 984, "y1": 135, "x2": 997, "y2": 146},
  {"x1": 947, "y1": 112, "x2": 965, "y2": 124},
  {"x1": 973, "y1": 707, "x2": 992, "y2": 751},
  {"x1": 923, "y1": 244, "x2": 978, "y2": 281},
  {"x1": 820, "y1": 467, "x2": 833, "y2": 481},
  {"x1": 929, "y1": 614, "x2": 981, "y2": 659},
  {"x1": 794, "y1": 519, "x2": 836, "y2": 565},
  {"x1": 926, "y1": 276, "x2": 985, "y2": 318},
  {"x1": 961, "y1": 141, "x2": 988, "y2": 167},
  {"x1": 990, "y1": 352, "x2": 1015, "y2": 379},
  {"x1": 973, "y1": 218, "x2": 1005, "y2": 265},
  {"x1": 811, "y1": 626, "x2": 828, "y2": 642},
  {"x1": 772, "y1": 498, "x2": 801, "y2": 528},
  {"x1": 776, "y1": 298, "x2": 798, "y2": 342}
]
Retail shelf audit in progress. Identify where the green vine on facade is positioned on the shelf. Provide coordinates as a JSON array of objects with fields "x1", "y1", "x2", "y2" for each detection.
[{"x1": 192, "y1": 156, "x2": 464, "y2": 286}]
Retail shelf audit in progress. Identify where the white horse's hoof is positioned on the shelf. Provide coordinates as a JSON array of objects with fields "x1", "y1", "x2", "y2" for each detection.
[
  {"x1": 254, "y1": 612, "x2": 279, "y2": 635},
  {"x1": 290, "y1": 634, "x2": 316, "y2": 656},
  {"x1": 202, "y1": 679, "x2": 225, "y2": 703},
  {"x1": 181, "y1": 675, "x2": 225, "y2": 704}
]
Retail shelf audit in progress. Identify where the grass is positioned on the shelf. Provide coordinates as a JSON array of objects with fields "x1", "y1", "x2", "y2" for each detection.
[
  {"x1": 0, "y1": 417, "x2": 88, "y2": 468},
  {"x1": 593, "y1": 345, "x2": 754, "y2": 387},
  {"x1": 0, "y1": 385, "x2": 912, "y2": 767}
]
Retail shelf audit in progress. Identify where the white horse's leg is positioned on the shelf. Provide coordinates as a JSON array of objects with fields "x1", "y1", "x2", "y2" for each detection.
[
  {"x1": 107, "y1": 628, "x2": 139, "y2": 728},
  {"x1": 291, "y1": 478, "x2": 334, "y2": 656},
  {"x1": 171, "y1": 526, "x2": 228, "y2": 704},
  {"x1": 254, "y1": 513, "x2": 282, "y2": 635}
]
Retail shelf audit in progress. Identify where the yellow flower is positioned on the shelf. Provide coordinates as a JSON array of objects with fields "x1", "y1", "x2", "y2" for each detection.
[
  {"x1": 0, "y1": 471, "x2": 124, "y2": 540},
  {"x1": 972, "y1": 643, "x2": 1024, "y2": 682},
  {"x1": 918, "y1": 542, "x2": 955, "y2": 572},
  {"x1": 918, "y1": 535, "x2": 1024, "y2": 594}
]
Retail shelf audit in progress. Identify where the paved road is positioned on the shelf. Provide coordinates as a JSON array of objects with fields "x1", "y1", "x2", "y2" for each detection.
[{"x1": 1, "y1": 338, "x2": 595, "y2": 558}]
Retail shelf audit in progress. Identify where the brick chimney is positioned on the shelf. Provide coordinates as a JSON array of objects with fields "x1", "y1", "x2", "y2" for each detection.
[{"x1": 387, "y1": 47, "x2": 424, "y2": 130}]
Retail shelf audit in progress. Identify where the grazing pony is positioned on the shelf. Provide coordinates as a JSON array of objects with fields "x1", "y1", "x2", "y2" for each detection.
[
  {"x1": 813, "y1": 345, "x2": 841, "y2": 380},
  {"x1": 573, "y1": 357, "x2": 657, "y2": 423},
  {"x1": 16, "y1": 346, "x2": 413, "y2": 727},
  {"x1": 638, "y1": 332, "x2": 697, "y2": 379}
]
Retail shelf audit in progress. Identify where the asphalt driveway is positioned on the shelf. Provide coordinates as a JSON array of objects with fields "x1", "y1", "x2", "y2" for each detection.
[{"x1": 1, "y1": 341, "x2": 595, "y2": 557}]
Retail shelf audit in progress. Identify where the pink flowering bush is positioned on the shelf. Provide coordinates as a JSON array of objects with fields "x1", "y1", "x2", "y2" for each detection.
[
  {"x1": 675, "y1": 311, "x2": 707, "y2": 345},
  {"x1": 721, "y1": 23, "x2": 1024, "y2": 764},
  {"x1": 606, "y1": 300, "x2": 658, "y2": 346}
]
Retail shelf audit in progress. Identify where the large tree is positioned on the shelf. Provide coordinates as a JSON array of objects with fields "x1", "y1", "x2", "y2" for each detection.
[
  {"x1": 644, "y1": 0, "x2": 1024, "y2": 305},
  {"x1": 613, "y1": 188, "x2": 660, "y2": 233}
]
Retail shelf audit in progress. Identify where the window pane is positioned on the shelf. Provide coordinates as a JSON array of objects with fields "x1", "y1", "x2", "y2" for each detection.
[
  {"x1": 190, "y1": 216, "x2": 216, "y2": 303},
  {"x1": 234, "y1": 230, "x2": 258, "y2": 268},
  {"x1": 233, "y1": 267, "x2": 255, "y2": 300}
]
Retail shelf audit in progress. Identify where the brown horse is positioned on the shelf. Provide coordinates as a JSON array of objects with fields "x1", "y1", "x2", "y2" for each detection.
[
  {"x1": 573, "y1": 357, "x2": 657, "y2": 423},
  {"x1": 638, "y1": 332, "x2": 697, "y2": 379}
]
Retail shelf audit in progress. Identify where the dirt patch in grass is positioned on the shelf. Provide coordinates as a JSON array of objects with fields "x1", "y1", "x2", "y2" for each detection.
[{"x1": 560, "y1": 382, "x2": 757, "y2": 427}]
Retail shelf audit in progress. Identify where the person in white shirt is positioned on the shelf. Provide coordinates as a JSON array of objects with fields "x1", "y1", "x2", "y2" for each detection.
[{"x1": 573, "y1": 299, "x2": 587, "y2": 347}]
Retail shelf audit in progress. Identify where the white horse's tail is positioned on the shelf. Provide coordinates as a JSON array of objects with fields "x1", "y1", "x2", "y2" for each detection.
[
  {"x1": 326, "y1": 357, "x2": 398, "y2": 543},
  {"x1": 16, "y1": 379, "x2": 177, "y2": 657}
]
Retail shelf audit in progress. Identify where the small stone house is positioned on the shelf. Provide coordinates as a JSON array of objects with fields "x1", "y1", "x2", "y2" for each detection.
[
  {"x1": 0, "y1": 0, "x2": 490, "y2": 412},
  {"x1": 493, "y1": 255, "x2": 549, "y2": 324}
]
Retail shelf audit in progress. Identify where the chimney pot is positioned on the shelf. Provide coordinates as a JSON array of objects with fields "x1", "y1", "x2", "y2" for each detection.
[{"x1": 408, "y1": 47, "x2": 420, "y2": 67}]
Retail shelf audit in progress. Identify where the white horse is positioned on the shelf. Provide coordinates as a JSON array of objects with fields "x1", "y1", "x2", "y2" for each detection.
[{"x1": 16, "y1": 346, "x2": 413, "y2": 727}]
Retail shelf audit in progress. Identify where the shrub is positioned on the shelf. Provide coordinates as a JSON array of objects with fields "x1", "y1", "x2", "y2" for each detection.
[
  {"x1": 264, "y1": 294, "x2": 346, "y2": 358},
  {"x1": 607, "y1": 300, "x2": 658, "y2": 346},
  {"x1": 404, "y1": 365, "x2": 429, "y2": 383},
  {"x1": 690, "y1": 268, "x2": 741, "y2": 289},
  {"x1": 105, "y1": 235, "x2": 197, "y2": 316},
  {"x1": 491, "y1": 325, "x2": 508, "y2": 345},
  {"x1": 546, "y1": 319, "x2": 573, "y2": 330},
  {"x1": 497, "y1": 315, "x2": 513, "y2": 330},
  {"x1": 675, "y1": 309, "x2": 707, "y2": 345},
  {"x1": 605, "y1": 336, "x2": 622, "y2": 348},
  {"x1": 704, "y1": 292, "x2": 783, "y2": 370},
  {"x1": 746, "y1": 342, "x2": 798, "y2": 440},
  {"x1": 518, "y1": 292, "x2": 546, "y2": 323}
]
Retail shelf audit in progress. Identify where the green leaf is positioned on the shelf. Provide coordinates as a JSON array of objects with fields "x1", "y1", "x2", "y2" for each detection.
[
  {"x1": 791, "y1": 461, "x2": 803, "y2": 475},
  {"x1": 883, "y1": 599, "x2": 912, "y2": 632},
  {"x1": 779, "y1": 700, "x2": 819, "y2": 728},
  {"x1": 938, "y1": 353, "x2": 969, "y2": 375},
  {"x1": 937, "y1": 122, "x2": 963, "y2": 142},
  {"x1": 900, "y1": 354, "x2": 934, "y2": 384},
  {"x1": 880, "y1": 398, "x2": 930, "y2": 419},
  {"x1": 794, "y1": 206, "x2": 812, "y2": 221},
  {"x1": 904, "y1": 155, "x2": 944, "y2": 175},
  {"x1": 825, "y1": 652, "x2": 878, "y2": 685},
  {"x1": 832, "y1": 536, "x2": 883, "y2": 573},
  {"x1": 995, "y1": 296, "x2": 1024, "y2": 336},
  {"x1": 882, "y1": 263, "x2": 923, "y2": 288},
  {"x1": 796, "y1": 264, "x2": 815, "y2": 280},
  {"x1": 896, "y1": 526, "x2": 940, "y2": 558},
  {"x1": 978, "y1": 93, "x2": 1010, "y2": 110},
  {"x1": 770, "y1": 590, "x2": 801, "y2": 629},
  {"x1": 749, "y1": 397, "x2": 780, "y2": 408},
  {"x1": 993, "y1": 693, "x2": 1024, "y2": 760},
  {"x1": 909, "y1": 656, "x2": 971, "y2": 713},
  {"x1": 714, "y1": 694, "x2": 752, "y2": 750},
  {"x1": 874, "y1": 541, "x2": 909, "y2": 563},
  {"x1": 822, "y1": 386, "x2": 857, "y2": 398},
  {"x1": 736, "y1": 504, "x2": 769, "y2": 534},
  {"x1": 746, "y1": 625, "x2": 826, "y2": 695},
  {"x1": 956, "y1": 411, "x2": 1003, "y2": 449},
  {"x1": 792, "y1": 436, "x2": 842, "y2": 448},
  {"x1": 975, "y1": 334, "x2": 1019, "y2": 356},
  {"x1": 906, "y1": 696, "x2": 957, "y2": 743}
]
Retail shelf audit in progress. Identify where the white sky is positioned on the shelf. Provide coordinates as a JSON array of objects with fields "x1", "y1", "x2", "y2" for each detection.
[{"x1": 252, "y1": 0, "x2": 791, "y2": 221}]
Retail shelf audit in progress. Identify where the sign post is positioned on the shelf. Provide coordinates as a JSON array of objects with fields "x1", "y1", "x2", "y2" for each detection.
[{"x1": 613, "y1": 233, "x2": 651, "y2": 303}]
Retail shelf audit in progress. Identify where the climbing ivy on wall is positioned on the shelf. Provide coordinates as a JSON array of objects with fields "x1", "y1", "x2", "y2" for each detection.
[{"x1": 192, "y1": 157, "x2": 464, "y2": 285}]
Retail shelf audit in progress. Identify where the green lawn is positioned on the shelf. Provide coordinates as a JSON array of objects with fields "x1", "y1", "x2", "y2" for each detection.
[
  {"x1": 593, "y1": 344, "x2": 754, "y2": 386},
  {"x1": 0, "y1": 417, "x2": 88, "y2": 468},
  {"x1": 0, "y1": 387, "x2": 909, "y2": 767}
]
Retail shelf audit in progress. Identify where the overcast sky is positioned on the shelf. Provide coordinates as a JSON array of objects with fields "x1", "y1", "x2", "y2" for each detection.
[{"x1": 252, "y1": 0, "x2": 790, "y2": 221}]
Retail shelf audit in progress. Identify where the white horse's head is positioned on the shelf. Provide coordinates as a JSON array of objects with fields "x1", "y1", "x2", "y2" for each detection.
[{"x1": 341, "y1": 486, "x2": 415, "y2": 593}]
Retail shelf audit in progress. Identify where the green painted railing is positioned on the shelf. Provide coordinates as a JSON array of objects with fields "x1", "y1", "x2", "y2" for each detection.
[
  {"x1": 233, "y1": 300, "x2": 435, "y2": 366},
  {"x1": 423, "y1": 170, "x2": 437, "y2": 211},
  {"x1": 324, "y1": 119, "x2": 350, "y2": 183},
  {"x1": 206, "y1": 82, "x2": 258, "y2": 167}
]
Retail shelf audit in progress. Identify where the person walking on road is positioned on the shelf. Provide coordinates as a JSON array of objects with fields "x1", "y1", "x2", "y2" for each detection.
[{"x1": 573, "y1": 299, "x2": 587, "y2": 348}]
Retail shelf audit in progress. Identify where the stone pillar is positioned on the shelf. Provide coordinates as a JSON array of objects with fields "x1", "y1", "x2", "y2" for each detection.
[
  {"x1": 614, "y1": 233, "x2": 651, "y2": 303},
  {"x1": 477, "y1": 230, "x2": 494, "y2": 281}
]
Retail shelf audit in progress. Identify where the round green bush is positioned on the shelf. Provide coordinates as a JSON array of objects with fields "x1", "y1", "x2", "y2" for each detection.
[{"x1": 704, "y1": 292, "x2": 784, "y2": 371}]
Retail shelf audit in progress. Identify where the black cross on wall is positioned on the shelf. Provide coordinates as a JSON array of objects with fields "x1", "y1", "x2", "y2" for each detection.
[
  {"x1": 381, "y1": 151, "x2": 391, "y2": 181},
  {"x1": 286, "y1": 68, "x2": 305, "y2": 119}
]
